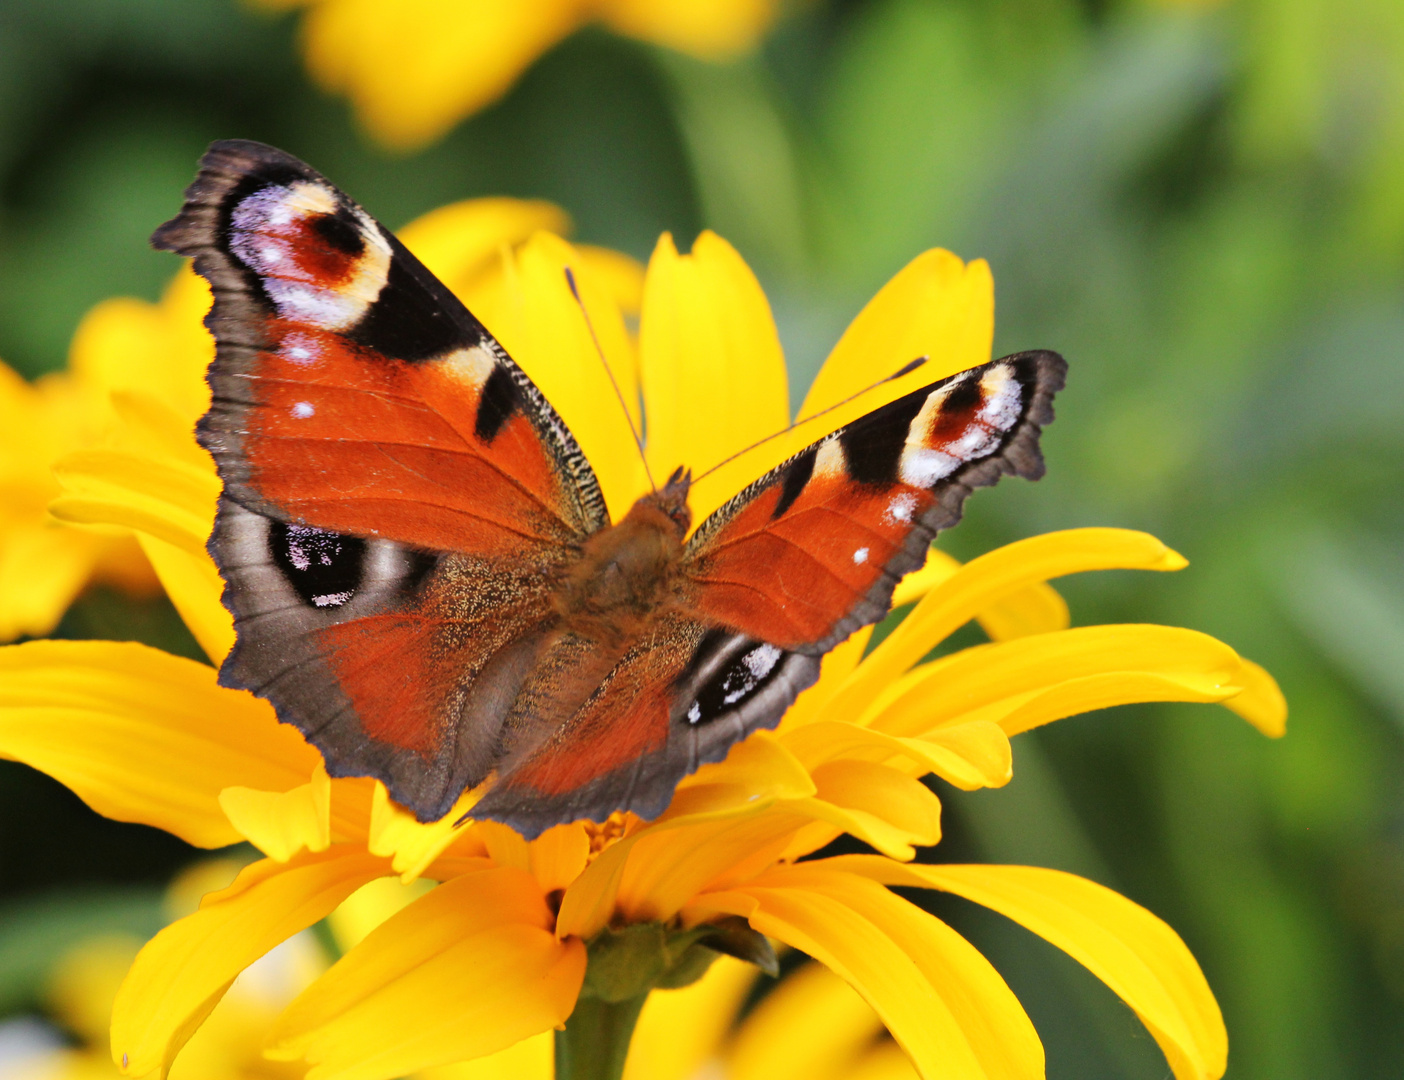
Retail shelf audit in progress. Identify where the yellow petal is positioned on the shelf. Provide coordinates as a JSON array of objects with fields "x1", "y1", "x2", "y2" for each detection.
[
  {"x1": 1222, "y1": 658, "x2": 1287, "y2": 737},
  {"x1": 890, "y1": 547, "x2": 1068, "y2": 642},
  {"x1": 575, "y1": 245, "x2": 647, "y2": 316},
  {"x1": 0, "y1": 520, "x2": 110, "y2": 641},
  {"x1": 829, "y1": 529, "x2": 1187, "y2": 721},
  {"x1": 674, "y1": 728, "x2": 815, "y2": 803},
  {"x1": 860, "y1": 625, "x2": 1245, "y2": 739},
  {"x1": 397, "y1": 197, "x2": 572, "y2": 299},
  {"x1": 726, "y1": 962, "x2": 885, "y2": 1080},
  {"x1": 848, "y1": 1043, "x2": 921, "y2": 1080},
  {"x1": 417, "y1": 1031, "x2": 554, "y2": 1080},
  {"x1": 367, "y1": 783, "x2": 478, "y2": 883},
  {"x1": 558, "y1": 732, "x2": 814, "y2": 939},
  {"x1": 920, "y1": 722, "x2": 1014, "y2": 789},
  {"x1": 0, "y1": 640, "x2": 317, "y2": 847},
  {"x1": 135, "y1": 533, "x2": 233, "y2": 664},
  {"x1": 328, "y1": 876, "x2": 437, "y2": 954},
  {"x1": 529, "y1": 822, "x2": 592, "y2": 894},
  {"x1": 219, "y1": 762, "x2": 332, "y2": 862},
  {"x1": 111, "y1": 847, "x2": 388, "y2": 1078},
  {"x1": 638, "y1": 231, "x2": 790, "y2": 523},
  {"x1": 780, "y1": 718, "x2": 1012, "y2": 791},
  {"x1": 827, "y1": 858, "x2": 1227, "y2": 1080},
  {"x1": 686, "y1": 864, "x2": 1043, "y2": 1080},
  {"x1": 775, "y1": 625, "x2": 872, "y2": 732},
  {"x1": 887, "y1": 547, "x2": 961, "y2": 608},
  {"x1": 801, "y1": 250, "x2": 993, "y2": 427},
  {"x1": 625, "y1": 956, "x2": 756, "y2": 1080},
  {"x1": 614, "y1": 810, "x2": 811, "y2": 926},
  {"x1": 798, "y1": 760, "x2": 943, "y2": 860},
  {"x1": 475, "y1": 819, "x2": 532, "y2": 872},
  {"x1": 985, "y1": 671, "x2": 1248, "y2": 738},
  {"x1": 268, "y1": 867, "x2": 585, "y2": 1080},
  {"x1": 602, "y1": 0, "x2": 778, "y2": 57},
  {"x1": 776, "y1": 714, "x2": 1007, "y2": 862},
  {"x1": 50, "y1": 392, "x2": 219, "y2": 558},
  {"x1": 472, "y1": 231, "x2": 647, "y2": 518},
  {"x1": 68, "y1": 276, "x2": 211, "y2": 423},
  {"x1": 303, "y1": 0, "x2": 582, "y2": 151},
  {"x1": 973, "y1": 580, "x2": 1070, "y2": 642}
]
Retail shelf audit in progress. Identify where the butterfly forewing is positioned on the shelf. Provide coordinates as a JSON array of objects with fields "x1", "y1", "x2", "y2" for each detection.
[
  {"x1": 155, "y1": 140, "x2": 606, "y2": 821},
  {"x1": 680, "y1": 352, "x2": 1065, "y2": 654}
]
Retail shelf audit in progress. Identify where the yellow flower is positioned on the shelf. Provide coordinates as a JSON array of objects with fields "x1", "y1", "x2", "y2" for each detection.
[
  {"x1": 0, "y1": 352, "x2": 164, "y2": 644},
  {"x1": 1, "y1": 218, "x2": 1285, "y2": 1080},
  {"x1": 254, "y1": 0, "x2": 781, "y2": 150}
]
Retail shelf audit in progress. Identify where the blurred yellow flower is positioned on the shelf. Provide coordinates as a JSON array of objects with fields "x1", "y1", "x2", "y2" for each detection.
[
  {"x1": 255, "y1": 0, "x2": 782, "y2": 150},
  {"x1": 0, "y1": 351, "x2": 168, "y2": 644},
  {"x1": 0, "y1": 219, "x2": 1284, "y2": 1080}
]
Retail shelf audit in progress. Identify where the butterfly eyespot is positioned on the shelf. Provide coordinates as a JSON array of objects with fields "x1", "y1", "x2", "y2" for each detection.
[
  {"x1": 689, "y1": 642, "x2": 787, "y2": 724},
  {"x1": 270, "y1": 521, "x2": 366, "y2": 609},
  {"x1": 308, "y1": 208, "x2": 366, "y2": 256}
]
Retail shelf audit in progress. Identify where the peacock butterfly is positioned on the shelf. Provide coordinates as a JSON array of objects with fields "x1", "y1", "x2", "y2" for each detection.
[{"x1": 153, "y1": 140, "x2": 1066, "y2": 839}]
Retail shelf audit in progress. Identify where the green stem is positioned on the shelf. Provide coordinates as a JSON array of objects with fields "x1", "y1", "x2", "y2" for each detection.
[{"x1": 553, "y1": 992, "x2": 649, "y2": 1080}]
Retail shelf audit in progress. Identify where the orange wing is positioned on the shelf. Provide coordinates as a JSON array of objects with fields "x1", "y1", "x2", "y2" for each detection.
[
  {"x1": 155, "y1": 141, "x2": 603, "y2": 821},
  {"x1": 683, "y1": 352, "x2": 1067, "y2": 652}
]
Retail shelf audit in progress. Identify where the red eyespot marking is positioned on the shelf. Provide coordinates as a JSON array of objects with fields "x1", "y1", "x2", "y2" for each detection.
[{"x1": 927, "y1": 377, "x2": 987, "y2": 446}]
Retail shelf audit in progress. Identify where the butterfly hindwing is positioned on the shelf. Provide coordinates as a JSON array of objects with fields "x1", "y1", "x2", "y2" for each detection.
[
  {"x1": 470, "y1": 615, "x2": 820, "y2": 835},
  {"x1": 155, "y1": 140, "x2": 604, "y2": 820},
  {"x1": 683, "y1": 351, "x2": 1067, "y2": 652}
]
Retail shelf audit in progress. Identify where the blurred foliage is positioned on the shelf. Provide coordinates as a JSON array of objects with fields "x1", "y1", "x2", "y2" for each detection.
[{"x1": 0, "y1": 0, "x2": 1401, "y2": 1078}]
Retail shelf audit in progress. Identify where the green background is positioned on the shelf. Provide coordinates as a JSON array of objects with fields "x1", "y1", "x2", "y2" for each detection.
[{"x1": 1, "y1": 0, "x2": 1401, "y2": 1076}]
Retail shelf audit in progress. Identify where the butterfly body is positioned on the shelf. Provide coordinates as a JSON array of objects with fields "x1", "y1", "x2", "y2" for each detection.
[{"x1": 155, "y1": 140, "x2": 1066, "y2": 837}]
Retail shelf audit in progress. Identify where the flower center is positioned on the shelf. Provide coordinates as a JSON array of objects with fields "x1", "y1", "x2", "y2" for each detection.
[{"x1": 583, "y1": 811, "x2": 632, "y2": 862}]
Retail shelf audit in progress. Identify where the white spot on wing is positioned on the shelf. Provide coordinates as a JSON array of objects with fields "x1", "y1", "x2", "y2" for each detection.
[
  {"x1": 853, "y1": 546, "x2": 869, "y2": 564},
  {"x1": 687, "y1": 702, "x2": 702, "y2": 724},
  {"x1": 978, "y1": 364, "x2": 1022, "y2": 428},
  {"x1": 717, "y1": 644, "x2": 785, "y2": 707},
  {"x1": 291, "y1": 401, "x2": 315, "y2": 418},
  {"x1": 899, "y1": 448, "x2": 960, "y2": 486},
  {"x1": 742, "y1": 643, "x2": 782, "y2": 679},
  {"x1": 312, "y1": 591, "x2": 353, "y2": 608},
  {"x1": 281, "y1": 331, "x2": 321, "y2": 365},
  {"x1": 885, "y1": 492, "x2": 917, "y2": 524}
]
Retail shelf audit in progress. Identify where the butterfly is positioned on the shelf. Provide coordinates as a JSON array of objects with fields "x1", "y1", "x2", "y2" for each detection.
[{"x1": 154, "y1": 140, "x2": 1066, "y2": 839}]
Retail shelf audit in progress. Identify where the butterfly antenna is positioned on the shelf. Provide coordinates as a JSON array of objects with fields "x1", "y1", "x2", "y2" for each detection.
[
  {"x1": 564, "y1": 266, "x2": 657, "y2": 494},
  {"x1": 692, "y1": 356, "x2": 928, "y2": 484}
]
